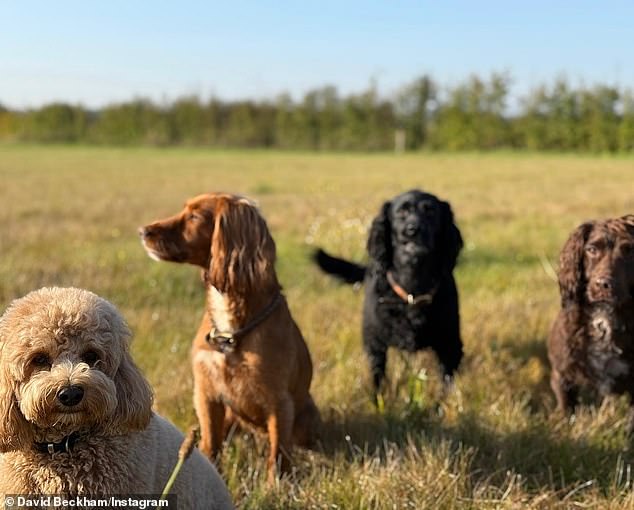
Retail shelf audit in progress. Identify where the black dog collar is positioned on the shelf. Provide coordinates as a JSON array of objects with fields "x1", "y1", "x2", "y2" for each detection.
[
  {"x1": 206, "y1": 293, "x2": 282, "y2": 353},
  {"x1": 34, "y1": 431, "x2": 81, "y2": 455}
]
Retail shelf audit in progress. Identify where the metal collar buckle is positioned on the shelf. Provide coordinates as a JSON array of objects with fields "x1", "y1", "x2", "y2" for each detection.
[
  {"x1": 204, "y1": 293, "x2": 282, "y2": 352},
  {"x1": 35, "y1": 431, "x2": 80, "y2": 455},
  {"x1": 387, "y1": 271, "x2": 437, "y2": 307},
  {"x1": 206, "y1": 330, "x2": 237, "y2": 353}
]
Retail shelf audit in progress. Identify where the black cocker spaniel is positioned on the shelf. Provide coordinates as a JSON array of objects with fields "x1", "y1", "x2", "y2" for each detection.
[{"x1": 314, "y1": 189, "x2": 464, "y2": 399}]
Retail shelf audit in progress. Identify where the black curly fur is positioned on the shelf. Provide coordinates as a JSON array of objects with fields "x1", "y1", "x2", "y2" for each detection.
[{"x1": 314, "y1": 189, "x2": 464, "y2": 395}]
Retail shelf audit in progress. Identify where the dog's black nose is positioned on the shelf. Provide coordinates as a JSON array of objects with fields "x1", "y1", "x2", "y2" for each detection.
[
  {"x1": 57, "y1": 385, "x2": 84, "y2": 407},
  {"x1": 138, "y1": 226, "x2": 150, "y2": 238}
]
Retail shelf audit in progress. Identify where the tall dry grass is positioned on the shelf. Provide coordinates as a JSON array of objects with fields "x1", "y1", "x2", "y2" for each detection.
[{"x1": 2, "y1": 146, "x2": 634, "y2": 508}]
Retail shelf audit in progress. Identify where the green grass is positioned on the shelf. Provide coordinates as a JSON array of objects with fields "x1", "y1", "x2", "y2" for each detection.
[{"x1": 2, "y1": 145, "x2": 634, "y2": 508}]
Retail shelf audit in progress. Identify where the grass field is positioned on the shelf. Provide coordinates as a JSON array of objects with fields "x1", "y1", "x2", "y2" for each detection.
[{"x1": 2, "y1": 145, "x2": 634, "y2": 508}]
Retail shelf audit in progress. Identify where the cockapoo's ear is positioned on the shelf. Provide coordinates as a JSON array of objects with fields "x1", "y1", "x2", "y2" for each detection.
[
  {"x1": 110, "y1": 351, "x2": 153, "y2": 433},
  {"x1": 95, "y1": 297, "x2": 153, "y2": 433},
  {"x1": 367, "y1": 201, "x2": 392, "y2": 268},
  {"x1": 558, "y1": 222, "x2": 594, "y2": 306},
  {"x1": 0, "y1": 360, "x2": 33, "y2": 452}
]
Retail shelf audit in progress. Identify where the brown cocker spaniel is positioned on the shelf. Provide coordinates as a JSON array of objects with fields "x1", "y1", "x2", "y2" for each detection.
[
  {"x1": 548, "y1": 215, "x2": 634, "y2": 421},
  {"x1": 139, "y1": 193, "x2": 320, "y2": 482}
]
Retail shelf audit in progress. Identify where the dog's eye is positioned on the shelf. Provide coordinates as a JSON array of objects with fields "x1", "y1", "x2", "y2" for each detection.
[
  {"x1": 621, "y1": 243, "x2": 634, "y2": 256},
  {"x1": 31, "y1": 353, "x2": 51, "y2": 368},
  {"x1": 82, "y1": 350, "x2": 100, "y2": 366},
  {"x1": 187, "y1": 212, "x2": 202, "y2": 222},
  {"x1": 585, "y1": 245, "x2": 599, "y2": 256},
  {"x1": 418, "y1": 202, "x2": 433, "y2": 214}
]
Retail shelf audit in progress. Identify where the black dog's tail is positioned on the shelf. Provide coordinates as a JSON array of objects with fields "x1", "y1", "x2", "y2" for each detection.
[{"x1": 313, "y1": 248, "x2": 366, "y2": 284}]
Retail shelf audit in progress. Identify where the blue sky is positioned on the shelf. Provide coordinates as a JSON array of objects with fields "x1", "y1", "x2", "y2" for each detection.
[{"x1": 2, "y1": 1, "x2": 633, "y2": 108}]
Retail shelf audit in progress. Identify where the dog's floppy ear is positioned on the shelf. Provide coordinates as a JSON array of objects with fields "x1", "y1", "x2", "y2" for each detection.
[
  {"x1": 94, "y1": 297, "x2": 152, "y2": 433},
  {"x1": 437, "y1": 200, "x2": 463, "y2": 273},
  {"x1": 0, "y1": 321, "x2": 34, "y2": 451},
  {"x1": 367, "y1": 201, "x2": 392, "y2": 268},
  {"x1": 558, "y1": 222, "x2": 594, "y2": 306},
  {"x1": 0, "y1": 366, "x2": 33, "y2": 452},
  {"x1": 111, "y1": 350, "x2": 153, "y2": 433},
  {"x1": 208, "y1": 199, "x2": 276, "y2": 293}
]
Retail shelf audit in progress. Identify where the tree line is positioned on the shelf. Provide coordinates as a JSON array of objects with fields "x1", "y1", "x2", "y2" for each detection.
[{"x1": 1, "y1": 74, "x2": 633, "y2": 152}]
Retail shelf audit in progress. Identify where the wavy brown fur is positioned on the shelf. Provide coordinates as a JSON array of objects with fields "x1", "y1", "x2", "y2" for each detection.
[
  {"x1": 140, "y1": 192, "x2": 320, "y2": 483},
  {"x1": 548, "y1": 215, "x2": 634, "y2": 421}
]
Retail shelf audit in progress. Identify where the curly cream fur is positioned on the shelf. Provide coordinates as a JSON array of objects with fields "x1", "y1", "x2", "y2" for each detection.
[{"x1": 0, "y1": 287, "x2": 233, "y2": 509}]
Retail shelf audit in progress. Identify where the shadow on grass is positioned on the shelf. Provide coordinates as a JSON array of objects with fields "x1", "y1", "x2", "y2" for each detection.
[
  {"x1": 440, "y1": 411, "x2": 632, "y2": 491},
  {"x1": 315, "y1": 403, "x2": 633, "y2": 494}
]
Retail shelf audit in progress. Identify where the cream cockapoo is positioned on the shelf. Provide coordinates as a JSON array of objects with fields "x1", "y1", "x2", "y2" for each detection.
[{"x1": 0, "y1": 287, "x2": 233, "y2": 509}]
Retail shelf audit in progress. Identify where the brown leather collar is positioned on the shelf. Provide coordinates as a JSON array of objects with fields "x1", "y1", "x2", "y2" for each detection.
[
  {"x1": 386, "y1": 271, "x2": 438, "y2": 306},
  {"x1": 205, "y1": 293, "x2": 282, "y2": 353}
]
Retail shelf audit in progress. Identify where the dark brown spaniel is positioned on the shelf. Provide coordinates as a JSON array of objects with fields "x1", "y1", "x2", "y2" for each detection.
[{"x1": 548, "y1": 215, "x2": 634, "y2": 418}]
